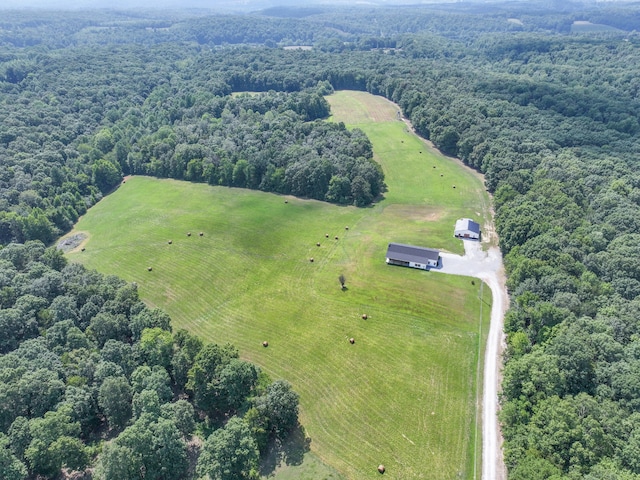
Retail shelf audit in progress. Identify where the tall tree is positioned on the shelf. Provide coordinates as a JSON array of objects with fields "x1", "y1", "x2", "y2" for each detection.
[{"x1": 196, "y1": 416, "x2": 259, "y2": 480}]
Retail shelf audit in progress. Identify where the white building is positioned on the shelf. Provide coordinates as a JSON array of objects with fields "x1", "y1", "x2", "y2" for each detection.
[
  {"x1": 385, "y1": 243, "x2": 440, "y2": 270},
  {"x1": 454, "y1": 218, "x2": 481, "y2": 240}
]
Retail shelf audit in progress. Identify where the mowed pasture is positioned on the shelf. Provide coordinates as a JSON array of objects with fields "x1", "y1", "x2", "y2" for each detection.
[{"x1": 66, "y1": 91, "x2": 492, "y2": 479}]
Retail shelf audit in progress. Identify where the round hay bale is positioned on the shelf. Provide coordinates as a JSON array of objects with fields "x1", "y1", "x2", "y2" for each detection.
[
  {"x1": 81, "y1": 247, "x2": 85, "y2": 252},
  {"x1": 362, "y1": 314, "x2": 368, "y2": 320},
  {"x1": 378, "y1": 465, "x2": 385, "y2": 474},
  {"x1": 263, "y1": 341, "x2": 269, "y2": 347},
  {"x1": 433, "y1": 165, "x2": 436, "y2": 168},
  {"x1": 199, "y1": 232, "x2": 204, "y2": 237},
  {"x1": 453, "y1": 185, "x2": 456, "y2": 189},
  {"x1": 335, "y1": 236, "x2": 339, "y2": 240},
  {"x1": 316, "y1": 242, "x2": 321, "y2": 247},
  {"x1": 349, "y1": 337, "x2": 355, "y2": 344},
  {"x1": 187, "y1": 232, "x2": 191, "y2": 237},
  {"x1": 168, "y1": 240, "x2": 172, "y2": 244},
  {"x1": 309, "y1": 258, "x2": 314, "y2": 262},
  {"x1": 345, "y1": 226, "x2": 349, "y2": 230},
  {"x1": 325, "y1": 233, "x2": 329, "y2": 238},
  {"x1": 147, "y1": 267, "x2": 153, "y2": 272},
  {"x1": 419, "y1": 151, "x2": 422, "y2": 154},
  {"x1": 285, "y1": 200, "x2": 288, "y2": 204},
  {"x1": 440, "y1": 174, "x2": 443, "y2": 177},
  {"x1": 122, "y1": 180, "x2": 126, "y2": 183}
]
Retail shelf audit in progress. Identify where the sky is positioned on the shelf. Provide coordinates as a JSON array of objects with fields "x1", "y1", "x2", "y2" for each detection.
[
  {"x1": 0, "y1": 0, "x2": 500, "y2": 12},
  {"x1": 0, "y1": 0, "x2": 627, "y2": 12}
]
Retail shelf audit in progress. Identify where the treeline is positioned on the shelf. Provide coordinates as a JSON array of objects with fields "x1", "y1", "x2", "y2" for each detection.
[
  {"x1": 2, "y1": 2, "x2": 635, "y2": 50},
  {"x1": 0, "y1": 241, "x2": 300, "y2": 480},
  {"x1": 103, "y1": 90, "x2": 383, "y2": 207}
]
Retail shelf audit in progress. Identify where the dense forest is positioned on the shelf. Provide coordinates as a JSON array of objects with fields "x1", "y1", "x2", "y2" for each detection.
[{"x1": 2, "y1": 1, "x2": 640, "y2": 478}]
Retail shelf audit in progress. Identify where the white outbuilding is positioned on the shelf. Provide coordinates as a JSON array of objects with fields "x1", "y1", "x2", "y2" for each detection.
[
  {"x1": 385, "y1": 243, "x2": 440, "y2": 270},
  {"x1": 454, "y1": 218, "x2": 481, "y2": 240}
]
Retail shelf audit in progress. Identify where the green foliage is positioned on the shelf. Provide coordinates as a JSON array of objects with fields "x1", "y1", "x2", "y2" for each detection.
[
  {"x1": 24, "y1": 406, "x2": 87, "y2": 477},
  {"x1": 139, "y1": 327, "x2": 173, "y2": 369},
  {"x1": 185, "y1": 343, "x2": 258, "y2": 417},
  {"x1": 509, "y1": 455, "x2": 563, "y2": 480},
  {"x1": 160, "y1": 400, "x2": 195, "y2": 437},
  {"x1": 92, "y1": 160, "x2": 122, "y2": 195},
  {"x1": 196, "y1": 416, "x2": 259, "y2": 480},
  {"x1": 95, "y1": 415, "x2": 188, "y2": 480},
  {"x1": 0, "y1": 432, "x2": 27, "y2": 480},
  {"x1": 130, "y1": 365, "x2": 173, "y2": 404},
  {"x1": 98, "y1": 376, "x2": 133, "y2": 430},
  {"x1": 255, "y1": 380, "x2": 300, "y2": 440}
]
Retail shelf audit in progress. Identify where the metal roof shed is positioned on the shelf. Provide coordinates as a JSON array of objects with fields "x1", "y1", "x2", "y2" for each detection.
[{"x1": 385, "y1": 243, "x2": 440, "y2": 269}]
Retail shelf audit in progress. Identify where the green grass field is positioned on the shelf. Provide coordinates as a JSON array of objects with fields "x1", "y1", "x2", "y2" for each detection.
[{"x1": 66, "y1": 91, "x2": 492, "y2": 479}]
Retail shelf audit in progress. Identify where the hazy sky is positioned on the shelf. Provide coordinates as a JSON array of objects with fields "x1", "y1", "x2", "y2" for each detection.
[
  {"x1": 0, "y1": 0, "x2": 468, "y2": 12},
  {"x1": 2, "y1": 0, "x2": 626, "y2": 12}
]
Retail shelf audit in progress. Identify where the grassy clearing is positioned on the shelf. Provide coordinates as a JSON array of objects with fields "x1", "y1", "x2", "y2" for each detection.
[{"x1": 66, "y1": 91, "x2": 491, "y2": 479}]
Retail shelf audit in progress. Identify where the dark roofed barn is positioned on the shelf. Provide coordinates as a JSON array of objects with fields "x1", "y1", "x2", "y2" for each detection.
[{"x1": 385, "y1": 243, "x2": 440, "y2": 270}]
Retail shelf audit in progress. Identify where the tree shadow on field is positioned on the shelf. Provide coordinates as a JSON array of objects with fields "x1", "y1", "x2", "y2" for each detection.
[{"x1": 259, "y1": 424, "x2": 311, "y2": 477}]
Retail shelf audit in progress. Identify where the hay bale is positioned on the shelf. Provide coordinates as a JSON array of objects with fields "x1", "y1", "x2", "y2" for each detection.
[
  {"x1": 263, "y1": 341, "x2": 269, "y2": 347},
  {"x1": 325, "y1": 233, "x2": 329, "y2": 238},
  {"x1": 378, "y1": 465, "x2": 385, "y2": 474},
  {"x1": 345, "y1": 226, "x2": 349, "y2": 230},
  {"x1": 199, "y1": 232, "x2": 204, "y2": 237},
  {"x1": 168, "y1": 240, "x2": 172, "y2": 244},
  {"x1": 309, "y1": 258, "x2": 314, "y2": 262},
  {"x1": 187, "y1": 232, "x2": 191, "y2": 237},
  {"x1": 433, "y1": 165, "x2": 436, "y2": 168},
  {"x1": 335, "y1": 236, "x2": 339, "y2": 240},
  {"x1": 349, "y1": 337, "x2": 355, "y2": 344},
  {"x1": 440, "y1": 174, "x2": 443, "y2": 177},
  {"x1": 147, "y1": 267, "x2": 152, "y2": 271},
  {"x1": 285, "y1": 200, "x2": 288, "y2": 204},
  {"x1": 362, "y1": 314, "x2": 368, "y2": 320},
  {"x1": 316, "y1": 242, "x2": 321, "y2": 247},
  {"x1": 453, "y1": 185, "x2": 456, "y2": 188},
  {"x1": 81, "y1": 247, "x2": 85, "y2": 252}
]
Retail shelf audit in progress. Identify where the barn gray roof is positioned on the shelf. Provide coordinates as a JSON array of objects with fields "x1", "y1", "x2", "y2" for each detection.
[
  {"x1": 455, "y1": 218, "x2": 481, "y2": 234},
  {"x1": 386, "y1": 243, "x2": 440, "y2": 263}
]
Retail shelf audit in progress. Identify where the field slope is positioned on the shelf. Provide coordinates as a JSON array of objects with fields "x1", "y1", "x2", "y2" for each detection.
[{"x1": 66, "y1": 91, "x2": 492, "y2": 479}]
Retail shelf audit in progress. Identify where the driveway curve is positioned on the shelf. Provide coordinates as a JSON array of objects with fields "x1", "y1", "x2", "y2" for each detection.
[{"x1": 433, "y1": 240, "x2": 508, "y2": 480}]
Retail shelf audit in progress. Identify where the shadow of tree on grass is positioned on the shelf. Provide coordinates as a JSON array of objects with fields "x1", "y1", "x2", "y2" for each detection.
[{"x1": 259, "y1": 424, "x2": 311, "y2": 477}]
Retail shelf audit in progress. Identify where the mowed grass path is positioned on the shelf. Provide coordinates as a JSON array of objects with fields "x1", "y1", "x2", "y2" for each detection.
[{"x1": 67, "y1": 91, "x2": 492, "y2": 479}]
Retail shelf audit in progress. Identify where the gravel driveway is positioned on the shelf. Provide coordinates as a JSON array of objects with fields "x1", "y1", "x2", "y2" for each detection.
[{"x1": 432, "y1": 239, "x2": 508, "y2": 480}]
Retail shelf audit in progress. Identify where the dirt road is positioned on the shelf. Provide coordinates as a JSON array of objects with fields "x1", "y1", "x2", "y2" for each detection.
[{"x1": 433, "y1": 240, "x2": 508, "y2": 480}]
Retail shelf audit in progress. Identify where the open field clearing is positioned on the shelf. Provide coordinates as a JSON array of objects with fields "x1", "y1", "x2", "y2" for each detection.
[{"x1": 66, "y1": 91, "x2": 492, "y2": 479}]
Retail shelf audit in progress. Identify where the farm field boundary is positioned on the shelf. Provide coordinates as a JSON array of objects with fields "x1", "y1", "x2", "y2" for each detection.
[{"x1": 66, "y1": 91, "x2": 492, "y2": 479}]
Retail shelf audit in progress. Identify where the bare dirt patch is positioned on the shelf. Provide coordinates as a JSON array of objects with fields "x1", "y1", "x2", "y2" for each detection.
[{"x1": 57, "y1": 232, "x2": 89, "y2": 253}]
